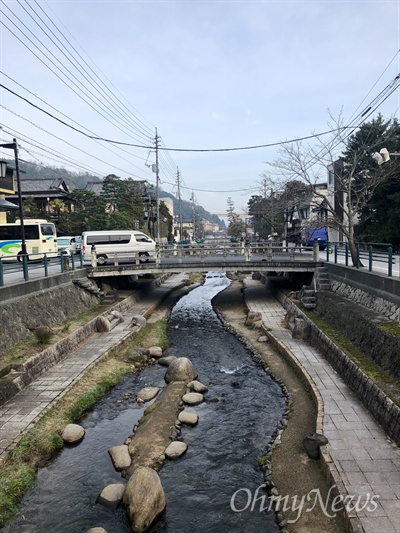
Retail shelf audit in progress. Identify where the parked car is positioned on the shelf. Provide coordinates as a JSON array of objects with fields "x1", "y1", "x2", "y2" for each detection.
[
  {"x1": 301, "y1": 227, "x2": 329, "y2": 250},
  {"x1": 74, "y1": 236, "x2": 82, "y2": 253},
  {"x1": 57, "y1": 236, "x2": 78, "y2": 256}
]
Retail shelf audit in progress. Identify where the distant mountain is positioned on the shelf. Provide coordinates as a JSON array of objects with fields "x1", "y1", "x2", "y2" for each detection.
[
  {"x1": 13, "y1": 160, "x2": 225, "y2": 228},
  {"x1": 159, "y1": 190, "x2": 225, "y2": 227},
  {"x1": 16, "y1": 160, "x2": 101, "y2": 190}
]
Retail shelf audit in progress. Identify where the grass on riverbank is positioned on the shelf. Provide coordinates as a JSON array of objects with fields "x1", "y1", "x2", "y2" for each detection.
[
  {"x1": 0, "y1": 320, "x2": 168, "y2": 528},
  {"x1": 0, "y1": 303, "x2": 109, "y2": 372}
]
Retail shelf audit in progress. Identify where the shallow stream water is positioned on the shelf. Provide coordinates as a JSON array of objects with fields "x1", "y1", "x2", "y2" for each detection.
[{"x1": 4, "y1": 274, "x2": 286, "y2": 532}]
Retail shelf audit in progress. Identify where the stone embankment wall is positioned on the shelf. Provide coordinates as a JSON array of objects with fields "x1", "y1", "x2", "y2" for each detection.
[
  {"x1": 330, "y1": 280, "x2": 400, "y2": 323},
  {"x1": 315, "y1": 291, "x2": 400, "y2": 379},
  {"x1": 0, "y1": 278, "x2": 100, "y2": 354},
  {"x1": 260, "y1": 273, "x2": 400, "y2": 445}
]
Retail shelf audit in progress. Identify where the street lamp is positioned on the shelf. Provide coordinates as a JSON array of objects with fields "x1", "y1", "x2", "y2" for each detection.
[
  {"x1": 372, "y1": 148, "x2": 400, "y2": 166},
  {"x1": 0, "y1": 138, "x2": 27, "y2": 254}
]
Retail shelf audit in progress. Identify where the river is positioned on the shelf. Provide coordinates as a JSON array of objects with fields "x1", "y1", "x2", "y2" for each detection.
[{"x1": 3, "y1": 273, "x2": 286, "y2": 533}]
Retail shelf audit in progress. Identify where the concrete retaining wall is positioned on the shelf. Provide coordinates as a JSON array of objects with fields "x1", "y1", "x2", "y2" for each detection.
[
  {"x1": 0, "y1": 274, "x2": 171, "y2": 406},
  {"x1": 325, "y1": 263, "x2": 400, "y2": 311},
  {"x1": 0, "y1": 271, "x2": 100, "y2": 353}
]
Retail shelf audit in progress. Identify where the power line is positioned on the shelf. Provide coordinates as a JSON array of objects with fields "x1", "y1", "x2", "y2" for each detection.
[
  {"x1": 0, "y1": 83, "x2": 357, "y2": 151},
  {"x1": 0, "y1": 3, "x2": 153, "y2": 144}
]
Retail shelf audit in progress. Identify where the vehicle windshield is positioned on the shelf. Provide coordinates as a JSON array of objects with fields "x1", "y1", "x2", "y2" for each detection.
[{"x1": 57, "y1": 238, "x2": 71, "y2": 246}]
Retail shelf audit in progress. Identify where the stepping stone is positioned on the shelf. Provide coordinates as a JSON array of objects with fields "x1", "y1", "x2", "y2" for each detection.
[
  {"x1": 178, "y1": 411, "x2": 199, "y2": 426},
  {"x1": 165, "y1": 441, "x2": 187, "y2": 459},
  {"x1": 108, "y1": 444, "x2": 131, "y2": 470},
  {"x1": 137, "y1": 387, "x2": 160, "y2": 402},
  {"x1": 182, "y1": 392, "x2": 204, "y2": 405},
  {"x1": 187, "y1": 380, "x2": 208, "y2": 393}
]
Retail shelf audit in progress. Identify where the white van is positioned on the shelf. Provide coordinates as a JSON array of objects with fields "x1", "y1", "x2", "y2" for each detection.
[{"x1": 82, "y1": 230, "x2": 156, "y2": 264}]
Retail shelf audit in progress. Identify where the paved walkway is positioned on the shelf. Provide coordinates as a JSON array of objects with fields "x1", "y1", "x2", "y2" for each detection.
[
  {"x1": 243, "y1": 278, "x2": 400, "y2": 533},
  {"x1": 0, "y1": 273, "x2": 187, "y2": 459}
]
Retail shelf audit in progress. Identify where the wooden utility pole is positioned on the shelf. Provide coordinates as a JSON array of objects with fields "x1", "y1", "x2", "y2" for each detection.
[
  {"x1": 176, "y1": 167, "x2": 183, "y2": 241},
  {"x1": 155, "y1": 129, "x2": 160, "y2": 243}
]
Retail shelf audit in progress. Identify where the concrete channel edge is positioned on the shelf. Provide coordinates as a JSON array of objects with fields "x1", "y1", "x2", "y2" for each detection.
[{"x1": 258, "y1": 289, "x2": 364, "y2": 533}]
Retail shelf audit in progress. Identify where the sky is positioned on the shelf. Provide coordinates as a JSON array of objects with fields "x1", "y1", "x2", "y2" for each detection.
[{"x1": 1, "y1": 0, "x2": 400, "y2": 220}]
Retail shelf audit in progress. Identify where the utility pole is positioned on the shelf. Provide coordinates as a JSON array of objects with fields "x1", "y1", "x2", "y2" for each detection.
[
  {"x1": 191, "y1": 191, "x2": 196, "y2": 241},
  {"x1": 155, "y1": 129, "x2": 160, "y2": 243},
  {"x1": 176, "y1": 167, "x2": 183, "y2": 241}
]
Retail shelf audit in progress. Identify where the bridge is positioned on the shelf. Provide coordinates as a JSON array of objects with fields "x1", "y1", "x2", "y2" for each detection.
[{"x1": 86, "y1": 242, "x2": 324, "y2": 278}]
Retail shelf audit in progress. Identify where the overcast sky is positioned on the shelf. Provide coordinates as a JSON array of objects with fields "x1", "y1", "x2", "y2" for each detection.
[{"x1": 1, "y1": 0, "x2": 399, "y2": 217}]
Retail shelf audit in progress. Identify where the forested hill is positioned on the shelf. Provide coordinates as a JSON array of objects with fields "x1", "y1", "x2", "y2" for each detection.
[
  {"x1": 17, "y1": 160, "x2": 101, "y2": 190},
  {"x1": 14, "y1": 160, "x2": 225, "y2": 227}
]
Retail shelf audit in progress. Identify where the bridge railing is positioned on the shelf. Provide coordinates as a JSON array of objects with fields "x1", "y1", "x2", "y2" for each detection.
[{"x1": 88, "y1": 241, "x2": 317, "y2": 268}]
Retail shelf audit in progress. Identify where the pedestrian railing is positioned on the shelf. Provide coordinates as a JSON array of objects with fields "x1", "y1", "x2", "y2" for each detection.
[
  {"x1": 0, "y1": 251, "x2": 84, "y2": 287},
  {"x1": 324, "y1": 242, "x2": 396, "y2": 276}
]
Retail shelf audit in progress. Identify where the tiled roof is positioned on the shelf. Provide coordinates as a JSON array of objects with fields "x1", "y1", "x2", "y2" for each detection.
[{"x1": 13, "y1": 179, "x2": 70, "y2": 193}]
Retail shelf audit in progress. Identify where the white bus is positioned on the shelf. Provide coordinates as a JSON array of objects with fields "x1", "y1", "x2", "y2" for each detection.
[
  {"x1": 0, "y1": 219, "x2": 58, "y2": 262},
  {"x1": 81, "y1": 230, "x2": 156, "y2": 264}
]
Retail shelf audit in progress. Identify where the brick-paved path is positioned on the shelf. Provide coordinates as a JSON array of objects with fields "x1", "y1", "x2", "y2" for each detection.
[
  {"x1": 243, "y1": 277, "x2": 400, "y2": 533},
  {"x1": 0, "y1": 274, "x2": 186, "y2": 459}
]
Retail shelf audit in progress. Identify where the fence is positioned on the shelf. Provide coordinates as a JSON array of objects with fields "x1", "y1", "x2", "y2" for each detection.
[
  {"x1": 0, "y1": 251, "x2": 84, "y2": 287},
  {"x1": 324, "y1": 242, "x2": 396, "y2": 276}
]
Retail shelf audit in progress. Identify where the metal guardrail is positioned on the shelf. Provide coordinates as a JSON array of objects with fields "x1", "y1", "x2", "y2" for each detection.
[
  {"x1": 0, "y1": 251, "x2": 84, "y2": 287},
  {"x1": 324, "y1": 242, "x2": 396, "y2": 277}
]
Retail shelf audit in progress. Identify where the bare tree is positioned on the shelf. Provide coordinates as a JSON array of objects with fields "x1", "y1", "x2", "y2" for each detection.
[{"x1": 267, "y1": 114, "x2": 400, "y2": 265}]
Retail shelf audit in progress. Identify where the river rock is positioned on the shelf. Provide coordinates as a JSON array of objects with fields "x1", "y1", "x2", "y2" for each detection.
[
  {"x1": 187, "y1": 380, "x2": 208, "y2": 393},
  {"x1": 131, "y1": 315, "x2": 147, "y2": 327},
  {"x1": 303, "y1": 432, "x2": 329, "y2": 459},
  {"x1": 165, "y1": 357, "x2": 198, "y2": 383},
  {"x1": 157, "y1": 356, "x2": 177, "y2": 367},
  {"x1": 178, "y1": 411, "x2": 199, "y2": 426},
  {"x1": 62, "y1": 423, "x2": 85, "y2": 443},
  {"x1": 292, "y1": 318, "x2": 311, "y2": 340},
  {"x1": 258, "y1": 336, "x2": 269, "y2": 343},
  {"x1": 97, "y1": 483, "x2": 125, "y2": 509},
  {"x1": 148, "y1": 346, "x2": 163, "y2": 358},
  {"x1": 87, "y1": 528, "x2": 108, "y2": 533},
  {"x1": 108, "y1": 444, "x2": 131, "y2": 470},
  {"x1": 137, "y1": 387, "x2": 160, "y2": 402},
  {"x1": 95, "y1": 316, "x2": 111, "y2": 332},
  {"x1": 182, "y1": 392, "x2": 204, "y2": 405},
  {"x1": 165, "y1": 441, "x2": 187, "y2": 459},
  {"x1": 123, "y1": 467, "x2": 166, "y2": 532}
]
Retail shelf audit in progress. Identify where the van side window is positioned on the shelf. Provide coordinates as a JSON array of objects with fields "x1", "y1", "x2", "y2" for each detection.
[
  {"x1": 135, "y1": 234, "x2": 152, "y2": 243},
  {"x1": 87, "y1": 234, "x2": 131, "y2": 245}
]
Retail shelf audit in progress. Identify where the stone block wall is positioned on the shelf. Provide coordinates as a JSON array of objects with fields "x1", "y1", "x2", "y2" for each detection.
[
  {"x1": 315, "y1": 291, "x2": 400, "y2": 379},
  {"x1": 279, "y1": 294, "x2": 400, "y2": 445}
]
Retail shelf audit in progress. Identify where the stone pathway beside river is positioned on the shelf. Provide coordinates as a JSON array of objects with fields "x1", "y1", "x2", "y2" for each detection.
[
  {"x1": 0, "y1": 273, "x2": 187, "y2": 460},
  {"x1": 243, "y1": 277, "x2": 400, "y2": 533}
]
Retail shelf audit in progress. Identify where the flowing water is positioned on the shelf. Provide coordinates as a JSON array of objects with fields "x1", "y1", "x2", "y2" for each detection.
[{"x1": 4, "y1": 274, "x2": 286, "y2": 533}]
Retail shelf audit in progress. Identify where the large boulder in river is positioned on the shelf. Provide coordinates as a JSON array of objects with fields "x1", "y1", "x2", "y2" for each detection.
[
  {"x1": 62, "y1": 423, "x2": 85, "y2": 444},
  {"x1": 164, "y1": 357, "x2": 197, "y2": 383},
  {"x1": 123, "y1": 467, "x2": 166, "y2": 532},
  {"x1": 97, "y1": 483, "x2": 125, "y2": 509}
]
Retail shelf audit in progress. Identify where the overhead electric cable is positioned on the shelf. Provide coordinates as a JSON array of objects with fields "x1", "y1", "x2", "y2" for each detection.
[
  {"x1": 0, "y1": 5, "x2": 152, "y2": 144},
  {"x1": 17, "y1": 0, "x2": 152, "y2": 143},
  {"x1": 0, "y1": 84, "x2": 354, "y2": 151},
  {"x1": 41, "y1": 0, "x2": 155, "y2": 136}
]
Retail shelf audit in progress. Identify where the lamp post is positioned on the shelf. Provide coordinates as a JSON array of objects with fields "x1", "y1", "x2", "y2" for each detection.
[
  {"x1": 372, "y1": 148, "x2": 400, "y2": 165},
  {"x1": 0, "y1": 138, "x2": 27, "y2": 254}
]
